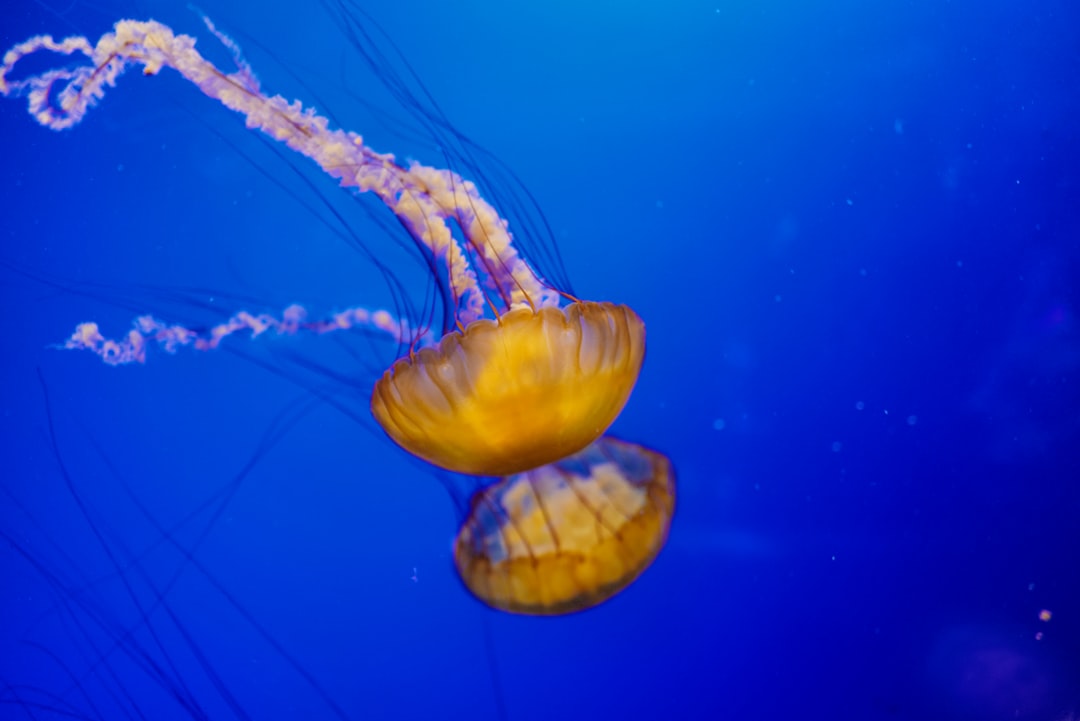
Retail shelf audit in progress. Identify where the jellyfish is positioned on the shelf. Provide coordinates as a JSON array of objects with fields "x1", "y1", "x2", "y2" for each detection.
[
  {"x1": 1, "y1": 11, "x2": 673, "y2": 622},
  {"x1": 455, "y1": 436, "x2": 676, "y2": 615},
  {"x1": 0, "y1": 18, "x2": 645, "y2": 477},
  {"x1": 1, "y1": 7, "x2": 678, "y2": 718}
]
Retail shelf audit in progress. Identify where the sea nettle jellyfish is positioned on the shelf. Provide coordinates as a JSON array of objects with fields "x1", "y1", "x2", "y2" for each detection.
[{"x1": 0, "y1": 15, "x2": 674, "y2": 614}]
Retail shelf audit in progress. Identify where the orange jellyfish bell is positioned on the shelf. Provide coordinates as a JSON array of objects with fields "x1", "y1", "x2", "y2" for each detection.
[
  {"x1": 453, "y1": 436, "x2": 675, "y2": 615},
  {"x1": 370, "y1": 301, "x2": 645, "y2": 476}
]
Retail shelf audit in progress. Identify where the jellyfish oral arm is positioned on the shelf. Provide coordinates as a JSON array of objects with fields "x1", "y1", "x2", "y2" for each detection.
[
  {"x1": 60, "y1": 305, "x2": 421, "y2": 366},
  {"x1": 0, "y1": 20, "x2": 556, "y2": 322},
  {"x1": 0, "y1": 33, "x2": 95, "y2": 129}
]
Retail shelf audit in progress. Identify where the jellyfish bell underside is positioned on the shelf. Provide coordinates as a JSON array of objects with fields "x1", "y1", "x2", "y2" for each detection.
[
  {"x1": 371, "y1": 301, "x2": 646, "y2": 476},
  {"x1": 454, "y1": 436, "x2": 676, "y2": 616}
]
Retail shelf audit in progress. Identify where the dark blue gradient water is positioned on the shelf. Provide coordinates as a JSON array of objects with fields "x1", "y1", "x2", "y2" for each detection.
[{"x1": 1, "y1": 1, "x2": 1077, "y2": 719}]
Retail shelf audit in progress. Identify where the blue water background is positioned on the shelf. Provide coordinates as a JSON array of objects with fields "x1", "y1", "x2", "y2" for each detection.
[{"x1": 1, "y1": 0, "x2": 1078, "y2": 719}]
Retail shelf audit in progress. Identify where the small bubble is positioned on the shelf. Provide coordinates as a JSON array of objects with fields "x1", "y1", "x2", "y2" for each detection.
[
  {"x1": 855, "y1": 401, "x2": 865, "y2": 411},
  {"x1": 774, "y1": 294, "x2": 782, "y2": 302},
  {"x1": 712, "y1": 418, "x2": 726, "y2": 431},
  {"x1": 907, "y1": 415, "x2": 918, "y2": 426},
  {"x1": 859, "y1": 268, "x2": 867, "y2": 277},
  {"x1": 831, "y1": 441, "x2": 843, "y2": 452},
  {"x1": 655, "y1": 200, "x2": 664, "y2": 209}
]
